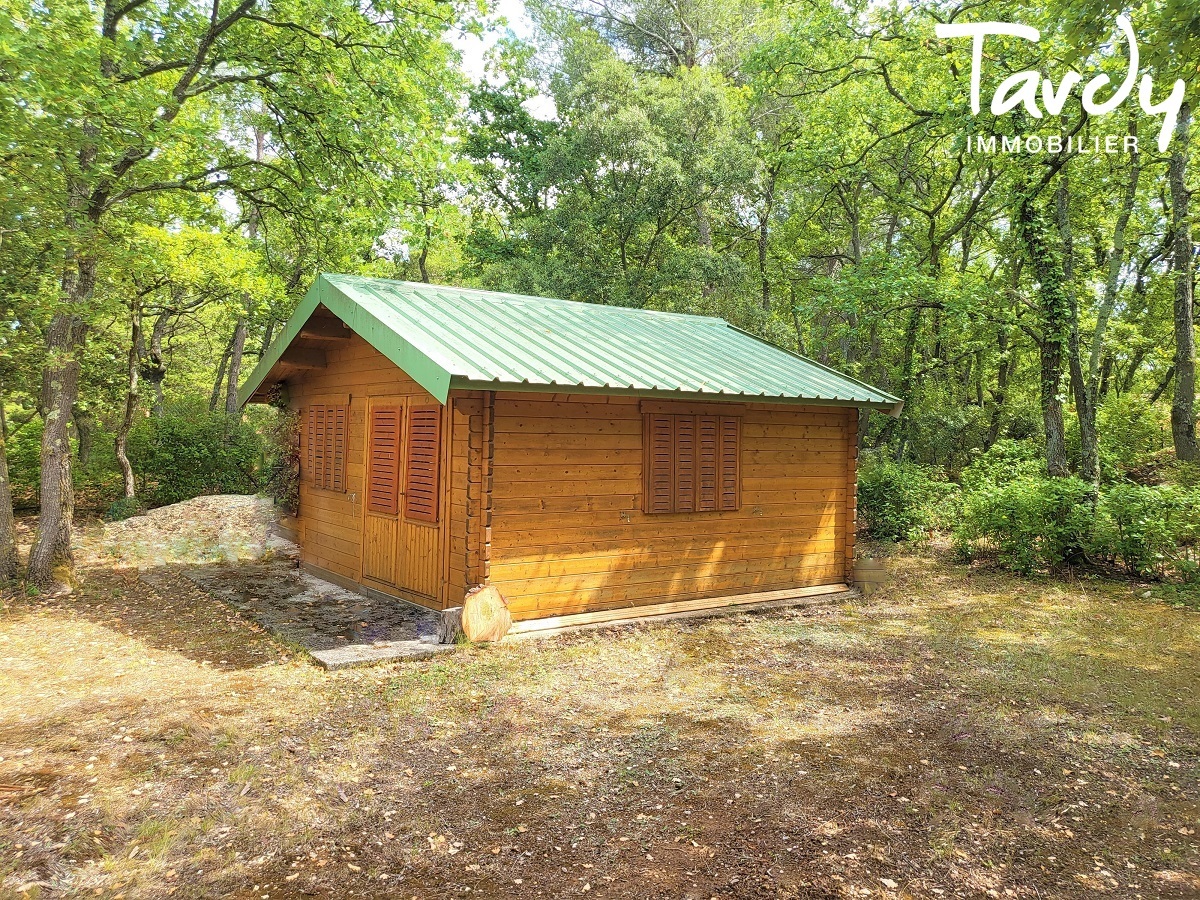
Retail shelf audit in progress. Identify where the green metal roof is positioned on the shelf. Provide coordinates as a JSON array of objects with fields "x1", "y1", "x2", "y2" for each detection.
[{"x1": 240, "y1": 274, "x2": 902, "y2": 413}]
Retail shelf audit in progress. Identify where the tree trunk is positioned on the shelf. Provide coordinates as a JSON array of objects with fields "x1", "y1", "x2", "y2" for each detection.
[
  {"x1": 1170, "y1": 102, "x2": 1199, "y2": 461},
  {"x1": 418, "y1": 219, "x2": 432, "y2": 283},
  {"x1": 1018, "y1": 192, "x2": 1070, "y2": 478},
  {"x1": 116, "y1": 301, "x2": 142, "y2": 500},
  {"x1": 1150, "y1": 366, "x2": 1176, "y2": 405},
  {"x1": 145, "y1": 309, "x2": 170, "y2": 417},
  {"x1": 1058, "y1": 177, "x2": 1099, "y2": 488},
  {"x1": 222, "y1": 128, "x2": 261, "y2": 419},
  {"x1": 225, "y1": 317, "x2": 249, "y2": 416},
  {"x1": 27, "y1": 302, "x2": 89, "y2": 588},
  {"x1": 0, "y1": 388, "x2": 18, "y2": 582},
  {"x1": 878, "y1": 307, "x2": 921, "y2": 457},
  {"x1": 210, "y1": 335, "x2": 233, "y2": 411},
  {"x1": 985, "y1": 327, "x2": 1016, "y2": 449},
  {"x1": 73, "y1": 405, "x2": 94, "y2": 469},
  {"x1": 759, "y1": 167, "x2": 777, "y2": 312}
]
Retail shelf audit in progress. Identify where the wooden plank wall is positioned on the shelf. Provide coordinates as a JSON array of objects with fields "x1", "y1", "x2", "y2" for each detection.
[
  {"x1": 487, "y1": 393, "x2": 856, "y2": 620},
  {"x1": 288, "y1": 333, "x2": 449, "y2": 609}
]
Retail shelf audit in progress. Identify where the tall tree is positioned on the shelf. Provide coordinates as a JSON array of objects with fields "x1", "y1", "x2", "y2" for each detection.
[
  {"x1": 5, "y1": 0, "x2": 464, "y2": 587},
  {"x1": 1169, "y1": 103, "x2": 1198, "y2": 461}
]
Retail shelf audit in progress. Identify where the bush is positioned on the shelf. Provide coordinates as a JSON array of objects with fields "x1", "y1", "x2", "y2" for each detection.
[
  {"x1": 5, "y1": 417, "x2": 43, "y2": 505},
  {"x1": 857, "y1": 455, "x2": 957, "y2": 542},
  {"x1": 1093, "y1": 482, "x2": 1200, "y2": 580},
  {"x1": 127, "y1": 405, "x2": 267, "y2": 507},
  {"x1": 262, "y1": 410, "x2": 300, "y2": 516},
  {"x1": 953, "y1": 475, "x2": 1094, "y2": 574},
  {"x1": 106, "y1": 496, "x2": 143, "y2": 522},
  {"x1": 959, "y1": 439, "x2": 1044, "y2": 491}
]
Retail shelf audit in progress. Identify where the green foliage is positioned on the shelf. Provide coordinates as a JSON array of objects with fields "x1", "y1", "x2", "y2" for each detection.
[
  {"x1": 127, "y1": 406, "x2": 266, "y2": 508},
  {"x1": 262, "y1": 411, "x2": 301, "y2": 517},
  {"x1": 5, "y1": 420, "x2": 42, "y2": 505},
  {"x1": 959, "y1": 440, "x2": 1045, "y2": 492},
  {"x1": 106, "y1": 497, "x2": 143, "y2": 522},
  {"x1": 1093, "y1": 483, "x2": 1200, "y2": 580},
  {"x1": 1096, "y1": 393, "x2": 1173, "y2": 474},
  {"x1": 856, "y1": 455, "x2": 956, "y2": 542},
  {"x1": 954, "y1": 476, "x2": 1095, "y2": 575}
]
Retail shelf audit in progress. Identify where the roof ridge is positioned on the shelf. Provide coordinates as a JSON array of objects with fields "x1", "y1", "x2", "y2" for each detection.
[{"x1": 322, "y1": 273, "x2": 724, "y2": 324}]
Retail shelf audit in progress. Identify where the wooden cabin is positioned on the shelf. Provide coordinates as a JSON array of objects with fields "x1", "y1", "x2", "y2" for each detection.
[{"x1": 239, "y1": 274, "x2": 901, "y2": 631}]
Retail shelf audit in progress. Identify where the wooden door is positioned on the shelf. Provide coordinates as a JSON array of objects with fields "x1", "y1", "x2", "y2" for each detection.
[
  {"x1": 395, "y1": 405, "x2": 442, "y2": 600},
  {"x1": 362, "y1": 400, "x2": 403, "y2": 585}
]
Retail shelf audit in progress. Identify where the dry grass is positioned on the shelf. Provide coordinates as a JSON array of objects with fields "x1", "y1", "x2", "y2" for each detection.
[{"x1": 1, "y1": 550, "x2": 1199, "y2": 899}]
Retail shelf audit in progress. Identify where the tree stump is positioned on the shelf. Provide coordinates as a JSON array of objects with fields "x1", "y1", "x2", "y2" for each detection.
[
  {"x1": 437, "y1": 606, "x2": 464, "y2": 644},
  {"x1": 461, "y1": 585, "x2": 512, "y2": 642}
]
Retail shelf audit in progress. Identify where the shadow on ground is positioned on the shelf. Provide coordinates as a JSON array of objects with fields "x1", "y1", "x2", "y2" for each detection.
[{"x1": 2, "y1": 549, "x2": 1199, "y2": 899}]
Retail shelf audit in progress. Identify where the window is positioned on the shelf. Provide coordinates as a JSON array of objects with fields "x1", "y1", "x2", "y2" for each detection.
[
  {"x1": 643, "y1": 409, "x2": 740, "y2": 514},
  {"x1": 367, "y1": 405, "x2": 402, "y2": 514},
  {"x1": 305, "y1": 403, "x2": 347, "y2": 491},
  {"x1": 404, "y1": 405, "x2": 441, "y2": 523}
]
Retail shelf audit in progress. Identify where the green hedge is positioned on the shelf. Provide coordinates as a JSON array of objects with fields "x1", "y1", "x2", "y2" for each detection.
[
  {"x1": 127, "y1": 407, "x2": 266, "y2": 507},
  {"x1": 857, "y1": 455, "x2": 957, "y2": 542},
  {"x1": 1093, "y1": 483, "x2": 1200, "y2": 580},
  {"x1": 953, "y1": 475, "x2": 1094, "y2": 574},
  {"x1": 953, "y1": 475, "x2": 1200, "y2": 581}
]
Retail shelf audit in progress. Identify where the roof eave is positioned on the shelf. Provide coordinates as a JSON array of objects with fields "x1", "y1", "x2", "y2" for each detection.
[
  {"x1": 239, "y1": 274, "x2": 454, "y2": 407},
  {"x1": 448, "y1": 376, "x2": 902, "y2": 412}
]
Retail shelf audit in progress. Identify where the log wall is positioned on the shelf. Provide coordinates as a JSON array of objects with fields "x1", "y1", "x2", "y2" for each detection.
[{"x1": 485, "y1": 392, "x2": 855, "y2": 620}]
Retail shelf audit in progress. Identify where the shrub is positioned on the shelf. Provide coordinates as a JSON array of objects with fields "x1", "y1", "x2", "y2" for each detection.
[
  {"x1": 857, "y1": 455, "x2": 957, "y2": 542},
  {"x1": 953, "y1": 475, "x2": 1094, "y2": 574},
  {"x1": 106, "y1": 496, "x2": 143, "y2": 522},
  {"x1": 262, "y1": 410, "x2": 301, "y2": 516},
  {"x1": 127, "y1": 405, "x2": 266, "y2": 507},
  {"x1": 5, "y1": 417, "x2": 43, "y2": 505},
  {"x1": 959, "y1": 439, "x2": 1044, "y2": 491},
  {"x1": 1093, "y1": 482, "x2": 1200, "y2": 580}
]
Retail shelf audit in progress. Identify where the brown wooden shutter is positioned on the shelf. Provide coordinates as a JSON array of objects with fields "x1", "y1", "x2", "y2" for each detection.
[
  {"x1": 305, "y1": 407, "x2": 316, "y2": 483},
  {"x1": 367, "y1": 406, "x2": 402, "y2": 514},
  {"x1": 313, "y1": 406, "x2": 328, "y2": 489},
  {"x1": 697, "y1": 415, "x2": 720, "y2": 511},
  {"x1": 718, "y1": 416, "x2": 740, "y2": 510},
  {"x1": 674, "y1": 414, "x2": 696, "y2": 512},
  {"x1": 404, "y1": 405, "x2": 441, "y2": 523},
  {"x1": 644, "y1": 413, "x2": 674, "y2": 513},
  {"x1": 331, "y1": 405, "x2": 347, "y2": 492}
]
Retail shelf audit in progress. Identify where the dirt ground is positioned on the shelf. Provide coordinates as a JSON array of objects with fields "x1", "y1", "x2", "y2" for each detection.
[{"x1": 2, "y1": 538, "x2": 1199, "y2": 899}]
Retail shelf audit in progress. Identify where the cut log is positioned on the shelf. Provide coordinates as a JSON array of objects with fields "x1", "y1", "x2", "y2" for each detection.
[
  {"x1": 438, "y1": 606, "x2": 464, "y2": 644},
  {"x1": 461, "y1": 585, "x2": 512, "y2": 642}
]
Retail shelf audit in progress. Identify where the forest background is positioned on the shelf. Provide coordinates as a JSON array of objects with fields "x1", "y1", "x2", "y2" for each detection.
[{"x1": 1, "y1": 0, "x2": 1198, "y2": 588}]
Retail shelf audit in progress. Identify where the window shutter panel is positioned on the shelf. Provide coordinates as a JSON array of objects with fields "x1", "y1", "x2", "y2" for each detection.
[
  {"x1": 331, "y1": 405, "x2": 347, "y2": 492},
  {"x1": 313, "y1": 406, "x2": 328, "y2": 489},
  {"x1": 404, "y1": 405, "x2": 441, "y2": 523},
  {"x1": 674, "y1": 414, "x2": 696, "y2": 512},
  {"x1": 367, "y1": 406, "x2": 402, "y2": 514},
  {"x1": 718, "y1": 416, "x2": 740, "y2": 510},
  {"x1": 697, "y1": 415, "x2": 720, "y2": 511},
  {"x1": 644, "y1": 413, "x2": 674, "y2": 513},
  {"x1": 305, "y1": 408, "x2": 316, "y2": 483}
]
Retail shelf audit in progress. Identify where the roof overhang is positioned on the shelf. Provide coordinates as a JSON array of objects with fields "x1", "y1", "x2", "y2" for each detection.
[
  {"x1": 239, "y1": 275, "x2": 454, "y2": 406},
  {"x1": 448, "y1": 377, "x2": 904, "y2": 415},
  {"x1": 241, "y1": 274, "x2": 904, "y2": 417}
]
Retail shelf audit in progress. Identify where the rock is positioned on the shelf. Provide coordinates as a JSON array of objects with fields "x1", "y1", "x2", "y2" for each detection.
[
  {"x1": 438, "y1": 606, "x2": 464, "y2": 644},
  {"x1": 461, "y1": 585, "x2": 511, "y2": 642}
]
